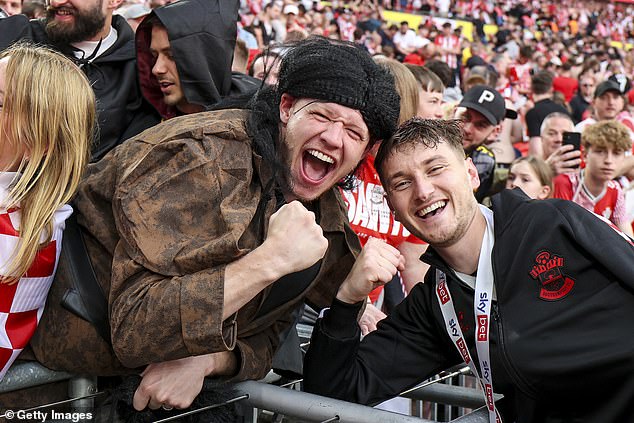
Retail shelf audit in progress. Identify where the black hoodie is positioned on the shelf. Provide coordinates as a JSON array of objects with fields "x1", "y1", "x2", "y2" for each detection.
[
  {"x1": 0, "y1": 14, "x2": 160, "y2": 161},
  {"x1": 135, "y1": 0, "x2": 258, "y2": 119}
]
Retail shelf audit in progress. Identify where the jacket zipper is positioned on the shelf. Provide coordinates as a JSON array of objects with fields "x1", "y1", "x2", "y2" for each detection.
[{"x1": 491, "y1": 294, "x2": 539, "y2": 400}]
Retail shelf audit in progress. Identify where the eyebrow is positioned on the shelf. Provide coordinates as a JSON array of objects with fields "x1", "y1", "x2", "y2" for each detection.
[
  {"x1": 386, "y1": 154, "x2": 446, "y2": 181},
  {"x1": 310, "y1": 103, "x2": 368, "y2": 134}
]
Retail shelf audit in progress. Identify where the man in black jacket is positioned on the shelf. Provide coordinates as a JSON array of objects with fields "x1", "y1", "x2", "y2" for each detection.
[
  {"x1": 304, "y1": 118, "x2": 634, "y2": 423},
  {"x1": 0, "y1": 0, "x2": 160, "y2": 161}
]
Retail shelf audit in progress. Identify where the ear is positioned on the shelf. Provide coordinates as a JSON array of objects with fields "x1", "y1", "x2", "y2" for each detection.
[
  {"x1": 107, "y1": 0, "x2": 124, "y2": 11},
  {"x1": 279, "y1": 93, "x2": 296, "y2": 124},
  {"x1": 465, "y1": 157, "x2": 481, "y2": 191},
  {"x1": 491, "y1": 123, "x2": 503, "y2": 139},
  {"x1": 538, "y1": 185, "x2": 551, "y2": 200}
]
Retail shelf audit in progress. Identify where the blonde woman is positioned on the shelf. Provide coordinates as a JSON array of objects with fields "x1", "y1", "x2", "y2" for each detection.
[{"x1": 0, "y1": 43, "x2": 94, "y2": 379}]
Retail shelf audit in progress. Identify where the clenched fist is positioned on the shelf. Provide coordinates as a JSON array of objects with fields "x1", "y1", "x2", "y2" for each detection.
[
  {"x1": 336, "y1": 238, "x2": 405, "y2": 304},
  {"x1": 265, "y1": 201, "x2": 329, "y2": 277}
]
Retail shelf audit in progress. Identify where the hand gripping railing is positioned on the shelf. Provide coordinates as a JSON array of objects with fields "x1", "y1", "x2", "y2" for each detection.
[{"x1": 0, "y1": 362, "x2": 498, "y2": 423}]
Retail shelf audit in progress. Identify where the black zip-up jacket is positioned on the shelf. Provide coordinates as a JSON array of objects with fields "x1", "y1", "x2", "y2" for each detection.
[
  {"x1": 304, "y1": 189, "x2": 634, "y2": 422},
  {"x1": 0, "y1": 14, "x2": 160, "y2": 161}
]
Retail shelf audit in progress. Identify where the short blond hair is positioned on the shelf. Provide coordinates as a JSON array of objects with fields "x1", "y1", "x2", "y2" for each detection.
[{"x1": 581, "y1": 120, "x2": 632, "y2": 152}]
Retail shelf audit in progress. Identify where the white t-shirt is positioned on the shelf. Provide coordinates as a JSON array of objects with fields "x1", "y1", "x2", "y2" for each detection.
[{"x1": 71, "y1": 26, "x2": 118, "y2": 62}]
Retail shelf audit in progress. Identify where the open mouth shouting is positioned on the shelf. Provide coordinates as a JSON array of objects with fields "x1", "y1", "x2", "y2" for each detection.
[
  {"x1": 417, "y1": 200, "x2": 447, "y2": 220},
  {"x1": 301, "y1": 149, "x2": 336, "y2": 183}
]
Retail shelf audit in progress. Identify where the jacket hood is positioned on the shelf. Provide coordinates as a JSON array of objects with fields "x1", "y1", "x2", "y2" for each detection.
[{"x1": 136, "y1": 0, "x2": 238, "y2": 118}]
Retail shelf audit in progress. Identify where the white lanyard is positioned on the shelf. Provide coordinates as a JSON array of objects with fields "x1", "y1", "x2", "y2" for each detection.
[{"x1": 435, "y1": 206, "x2": 501, "y2": 423}]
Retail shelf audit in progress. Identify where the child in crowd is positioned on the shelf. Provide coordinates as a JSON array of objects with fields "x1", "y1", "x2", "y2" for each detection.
[
  {"x1": 0, "y1": 44, "x2": 95, "y2": 379},
  {"x1": 404, "y1": 64, "x2": 444, "y2": 119},
  {"x1": 553, "y1": 120, "x2": 633, "y2": 237},
  {"x1": 506, "y1": 156, "x2": 553, "y2": 200}
]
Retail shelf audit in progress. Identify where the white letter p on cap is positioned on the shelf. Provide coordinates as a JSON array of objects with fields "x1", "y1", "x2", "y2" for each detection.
[{"x1": 478, "y1": 90, "x2": 495, "y2": 104}]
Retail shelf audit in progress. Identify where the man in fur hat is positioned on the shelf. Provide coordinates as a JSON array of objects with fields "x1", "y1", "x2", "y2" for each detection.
[{"x1": 27, "y1": 36, "x2": 402, "y2": 412}]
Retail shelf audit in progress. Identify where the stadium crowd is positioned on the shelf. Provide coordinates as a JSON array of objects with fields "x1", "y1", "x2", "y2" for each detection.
[{"x1": 0, "y1": 0, "x2": 633, "y2": 421}]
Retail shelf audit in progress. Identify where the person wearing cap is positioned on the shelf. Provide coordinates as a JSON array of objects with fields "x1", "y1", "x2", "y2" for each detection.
[
  {"x1": 304, "y1": 118, "x2": 634, "y2": 423},
  {"x1": 456, "y1": 85, "x2": 518, "y2": 202},
  {"x1": 575, "y1": 79, "x2": 627, "y2": 134},
  {"x1": 526, "y1": 70, "x2": 571, "y2": 159},
  {"x1": 27, "y1": 36, "x2": 401, "y2": 412},
  {"x1": 134, "y1": 0, "x2": 258, "y2": 120},
  {"x1": 283, "y1": 3, "x2": 306, "y2": 36}
]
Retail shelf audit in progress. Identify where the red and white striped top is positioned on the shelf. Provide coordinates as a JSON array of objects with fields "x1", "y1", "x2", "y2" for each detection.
[
  {"x1": 0, "y1": 173, "x2": 72, "y2": 380},
  {"x1": 434, "y1": 34, "x2": 460, "y2": 69}
]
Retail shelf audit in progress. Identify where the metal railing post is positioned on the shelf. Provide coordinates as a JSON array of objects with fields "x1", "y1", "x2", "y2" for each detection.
[{"x1": 68, "y1": 376, "x2": 97, "y2": 413}]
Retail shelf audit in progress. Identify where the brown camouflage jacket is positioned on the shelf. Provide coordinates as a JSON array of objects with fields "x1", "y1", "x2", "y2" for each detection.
[{"x1": 29, "y1": 109, "x2": 361, "y2": 381}]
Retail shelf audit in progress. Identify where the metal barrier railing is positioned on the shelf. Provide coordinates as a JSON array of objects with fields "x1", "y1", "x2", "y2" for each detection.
[
  {"x1": 0, "y1": 362, "x2": 72, "y2": 394},
  {"x1": 0, "y1": 362, "x2": 497, "y2": 422},
  {"x1": 235, "y1": 380, "x2": 493, "y2": 423}
]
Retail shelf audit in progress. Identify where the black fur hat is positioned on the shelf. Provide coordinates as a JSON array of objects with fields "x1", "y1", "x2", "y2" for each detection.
[{"x1": 276, "y1": 37, "x2": 401, "y2": 144}]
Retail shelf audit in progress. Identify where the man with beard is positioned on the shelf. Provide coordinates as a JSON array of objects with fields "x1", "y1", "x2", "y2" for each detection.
[
  {"x1": 24, "y1": 37, "x2": 401, "y2": 414},
  {"x1": 304, "y1": 118, "x2": 634, "y2": 423},
  {"x1": 0, "y1": 0, "x2": 161, "y2": 161}
]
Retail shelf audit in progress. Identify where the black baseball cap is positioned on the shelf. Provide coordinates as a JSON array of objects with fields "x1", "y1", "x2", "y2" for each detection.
[
  {"x1": 594, "y1": 80, "x2": 623, "y2": 98},
  {"x1": 607, "y1": 74, "x2": 631, "y2": 94},
  {"x1": 459, "y1": 85, "x2": 518, "y2": 125}
]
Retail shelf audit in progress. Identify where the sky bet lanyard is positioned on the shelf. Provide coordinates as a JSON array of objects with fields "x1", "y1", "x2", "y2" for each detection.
[{"x1": 435, "y1": 206, "x2": 501, "y2": 423}]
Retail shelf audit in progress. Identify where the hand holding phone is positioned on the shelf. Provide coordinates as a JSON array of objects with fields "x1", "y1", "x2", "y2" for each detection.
[{"x1": 562, "y1": 131, "x2": 581, "y2": 151}]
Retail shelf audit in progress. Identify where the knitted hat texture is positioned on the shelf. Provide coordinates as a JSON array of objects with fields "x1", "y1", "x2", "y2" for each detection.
[{"x1": 277, "y1": 37, "x2": 400, "y2": 142}]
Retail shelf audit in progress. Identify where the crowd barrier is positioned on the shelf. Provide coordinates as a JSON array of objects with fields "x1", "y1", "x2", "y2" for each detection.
[{"x1": 0, "y1": 361, "x2": 498, "y2": 422}]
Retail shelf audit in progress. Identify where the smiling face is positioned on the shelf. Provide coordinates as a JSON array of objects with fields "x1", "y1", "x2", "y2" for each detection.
[
  {"x1": 382, "y1": 141, "x2": 480, "y2": 247},
  {"x1": 279, "y1": 95, "x2": 370, "y2": 202},
  {"x1": 457, "y1": 108, "x2": 498, "y2": 153},
  {"x1": 45, "y1": 0, "x2": 108, "y2": 44}
]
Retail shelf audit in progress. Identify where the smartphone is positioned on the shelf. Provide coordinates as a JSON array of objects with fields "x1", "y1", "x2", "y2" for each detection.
[{"x1": 562, "y1": 131, "x2": 581, "y2": 151}]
